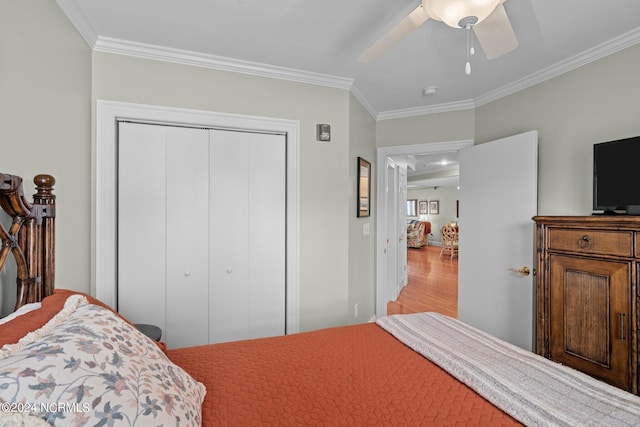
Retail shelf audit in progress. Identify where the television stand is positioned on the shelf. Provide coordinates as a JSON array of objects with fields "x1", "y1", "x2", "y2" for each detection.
[{"x1": 533, "y1": 215, "x2": 640, "y2": 394}]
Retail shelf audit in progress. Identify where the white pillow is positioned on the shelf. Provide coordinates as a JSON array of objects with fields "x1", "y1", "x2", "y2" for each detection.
[
  {"x1": 0, "y1": 302, "x2": 41, "y2": 325},
  {"x1": 0, "y1": 295, "x2": 206, "y2": 426}
]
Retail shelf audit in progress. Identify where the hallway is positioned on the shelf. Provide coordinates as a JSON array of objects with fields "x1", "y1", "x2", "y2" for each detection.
[{"x1": 387, "y1": 245, "x2": 458, "y2": 318}]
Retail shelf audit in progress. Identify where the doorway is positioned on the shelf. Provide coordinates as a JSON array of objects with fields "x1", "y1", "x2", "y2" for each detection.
[{"x1": 375, "y1": 140, "x2": 472, "y2": 317}]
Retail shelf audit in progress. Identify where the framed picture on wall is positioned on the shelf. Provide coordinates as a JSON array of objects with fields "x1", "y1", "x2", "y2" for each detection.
[
  {"x1": 419, "y1": 200, "x2": 428, "y2": 215},
  {"x1": 429, "y1": 200, "x2": 439, "y2": 215},
  {"x1": 357, "y1": 157, "x2": 371, "y2": 217}
]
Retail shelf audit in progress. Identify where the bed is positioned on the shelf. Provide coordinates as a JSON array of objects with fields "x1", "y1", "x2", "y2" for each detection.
[{"x1": 1, "y1": 172, "x2": 640, "y2": 426}]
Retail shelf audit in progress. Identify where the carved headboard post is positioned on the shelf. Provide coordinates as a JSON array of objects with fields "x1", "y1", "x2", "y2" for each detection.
[
  {"x1": 0, "y1": 173, "x2": 56, "y2": 310},
  {"x1": 27, "y1": 175, "x2": 56, "y2": 305}
]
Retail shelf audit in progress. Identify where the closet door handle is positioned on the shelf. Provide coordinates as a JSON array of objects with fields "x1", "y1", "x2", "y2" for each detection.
[{"x1": 620, "y1": 312, "x2": 626, "y2": 341}]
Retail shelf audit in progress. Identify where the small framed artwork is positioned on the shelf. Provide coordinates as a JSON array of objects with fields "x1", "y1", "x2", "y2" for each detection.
[
  {"x1": 357, "y1": 157, "x2": 371, "y2": 217},
  {"x1": 419, "y1": 200, "x2": 428, "y2": 215},
  {"x1": 429, "y1": 200, "x2": 439, "y2": 215}
]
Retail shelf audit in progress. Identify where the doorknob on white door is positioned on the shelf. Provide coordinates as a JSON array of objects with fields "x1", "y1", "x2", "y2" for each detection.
[
  {"x1": 226, "y1": 267, "x2": 233, "y2": 274},
  {"x1": 184, "y1": 271, "x2": 191, "y2": 277},
  {"x1": 509, "y1": 266, "x2": 530, "y2": 276}
]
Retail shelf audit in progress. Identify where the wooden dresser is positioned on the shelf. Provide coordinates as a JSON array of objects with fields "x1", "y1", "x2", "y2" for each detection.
[{"x1": 533, "y1": 216, "x2": 638, "y2": 394}]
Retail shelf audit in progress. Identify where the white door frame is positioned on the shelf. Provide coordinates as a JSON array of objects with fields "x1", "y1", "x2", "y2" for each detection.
[
  {"x1": 375, "y1": 140, "x2": 473, "y2": 318},
  {"x1": 95, "y1": 100, "x2": 300, "y2": 333}
]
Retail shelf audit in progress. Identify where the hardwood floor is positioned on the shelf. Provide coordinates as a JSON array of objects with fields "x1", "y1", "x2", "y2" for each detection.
[{"x1": 387, "y1": 245, "x2": 458, "y2": 318}]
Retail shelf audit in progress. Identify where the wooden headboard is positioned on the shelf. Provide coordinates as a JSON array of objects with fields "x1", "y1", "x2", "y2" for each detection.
[{"x1": 0, "y1": 173, "x2": 56, "y2": 311}]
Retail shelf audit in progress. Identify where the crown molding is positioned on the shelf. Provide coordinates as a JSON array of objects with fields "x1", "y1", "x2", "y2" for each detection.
[
  {"x1": 57, "y1": 0, "x2": 354, "y2": 90},
  {"x1": 55, "y1": 0, "x2": 98, "y2": 47},
  {"x1": 350, "y1": 82, "x2": 378, "y2": 120},
  {"x1": 94, "y1": 37, "x2": 354, "y2": 91},
  {"x1": 376, "y1": 99, "x2": 476, "y2": 121},
  {"x1": 474, "y1": 26, "x2": 640, "y2": 108},
  {"x1": 407, "y1": 176, "x2": 459, "y2": 189},
  {"x1": 380, "y1": 26, "x2": 640, "y2": 119},
  {"x1": 54, "y1": 0, "x2": 640, "y2": 121}
]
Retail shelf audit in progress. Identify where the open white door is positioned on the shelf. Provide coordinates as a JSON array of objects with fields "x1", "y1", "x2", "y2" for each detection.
[
  {"x1": 384, "y1": 161, "x2": 398, "y2": 307},
  {"x1": 397, "y1": 167, "x2": 408, "y2": 294},
  {"x1": 458, "y1": 131, "x2": 538, "y2": 350},
  {"x1": 381, "y1": 159, "x2": 409, "y2": 307}
]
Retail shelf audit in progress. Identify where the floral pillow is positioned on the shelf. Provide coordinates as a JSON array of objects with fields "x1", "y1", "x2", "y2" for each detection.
[{"x1": 0, "y1": 295, "x2": 206, "y2": 426}]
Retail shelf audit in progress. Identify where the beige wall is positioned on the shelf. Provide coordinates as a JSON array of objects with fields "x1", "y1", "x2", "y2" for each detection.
[
  {"x1": 475, "y1": 43, "x2": 640, "y2": 215},
  {"x1": 3, "y1": 0, "x2": 640, "y2": 328},
  {"x1": 376, "y1": 109, "x2": 475, "y2": 147},
  {"x1": 378, "y1": 44, "x2": 640, "y2": 218},
  {"x1": 407, "y1": 187, "x2": 459, "y2": 244},
  {"x1": 348, "y1": 94, "x2": 377, "y2": 323},
  {"x1": 0, "y1": 0, "x2": 91, "y2": 314},
  {"x1": 0, "y1": 0, "x2": 378, "y2": 329},
  {"x1": 91, "y1": 52, "x2": 369, "y2": 331}
]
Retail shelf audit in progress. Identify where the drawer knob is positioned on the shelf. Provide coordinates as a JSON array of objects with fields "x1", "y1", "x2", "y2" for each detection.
[{"x1": 577, "y1": 235, "x2": 592, "y2": 249}]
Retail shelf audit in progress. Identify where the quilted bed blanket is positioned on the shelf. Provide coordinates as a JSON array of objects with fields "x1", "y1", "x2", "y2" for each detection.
[
  {"x1": 168, "y1": 317, "x2": 521, "y2": 426},
  {"x1": 377, "y1": 312, "x2": 640, "y2": 427}
]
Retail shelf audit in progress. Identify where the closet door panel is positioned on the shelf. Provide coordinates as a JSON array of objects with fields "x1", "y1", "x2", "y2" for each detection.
[
  {"x1": 165, "y1": 127, "x2": 210, "y2": 348},
  {"x1": 117, "y1": 123, "x2": 167, "y2": 331},
  {"x1": 209, "y1": 130, "x2": 251, "y2": 343},
  {"x1": 119, "y1": 124, "x2": 287, "y2": 347},
  {"x1": 248, "y1": 133, "x2": 286, "y2": 337}
]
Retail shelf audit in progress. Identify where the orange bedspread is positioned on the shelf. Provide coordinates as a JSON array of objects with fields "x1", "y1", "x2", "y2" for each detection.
[{"x1": 167, "y1": 323, "x2": 522, "y2": 426}]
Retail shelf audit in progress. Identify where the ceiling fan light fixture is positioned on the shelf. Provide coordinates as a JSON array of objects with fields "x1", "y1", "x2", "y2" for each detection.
[{"x1": 422, "y1": 0, "x2": 502, "y2": 28}]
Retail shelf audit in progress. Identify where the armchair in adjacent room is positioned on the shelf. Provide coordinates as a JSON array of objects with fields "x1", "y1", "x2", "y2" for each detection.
[
  {"x1": 440, "y1": 223, "x2": 459, "y2": 260},
  {"x1": 407, "y1": 221, "x2": 431, "y2": 248}
]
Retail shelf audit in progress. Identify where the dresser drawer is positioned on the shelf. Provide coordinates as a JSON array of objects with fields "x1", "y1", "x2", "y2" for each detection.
[{"x1": 548, "y1": 229, "x2": 633, "y2": 257}]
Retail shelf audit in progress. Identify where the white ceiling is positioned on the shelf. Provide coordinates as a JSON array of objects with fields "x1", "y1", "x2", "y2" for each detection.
[
  {"x1": 57, "y1": 0, "x2": 640, "y2": 119},
  {"x1": 407, "y1": 151, "x2": 460, "y2": 189}
]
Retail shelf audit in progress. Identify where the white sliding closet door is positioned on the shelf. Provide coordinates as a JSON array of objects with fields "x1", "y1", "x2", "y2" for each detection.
[
  {"x1": 118, "y1": 122, "x2": 286, "y2": 348},
  {"x1": 209, "y1": 129, "x2": 286, "y2": 343}
]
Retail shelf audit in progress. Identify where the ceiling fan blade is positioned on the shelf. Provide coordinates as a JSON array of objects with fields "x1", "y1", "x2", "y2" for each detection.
[
  {"x1": 472, "y1": 3, "x2": 518, "y2": 60},
  {"x1": 358, "y1": 5, "x2": 429, "y2": 63}
]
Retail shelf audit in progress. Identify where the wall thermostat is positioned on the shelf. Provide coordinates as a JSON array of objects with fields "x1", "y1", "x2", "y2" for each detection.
[{"x1": 316, "y1": 124, "x2": 331, "y2": 142}]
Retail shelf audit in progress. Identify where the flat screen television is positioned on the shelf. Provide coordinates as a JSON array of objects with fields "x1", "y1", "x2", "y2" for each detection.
[{"x1": 593, "y1": 135, "x2": 640, "y2": 214}]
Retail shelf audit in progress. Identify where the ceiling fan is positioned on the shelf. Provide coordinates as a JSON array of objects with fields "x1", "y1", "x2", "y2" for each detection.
[{"x1": 359, "y1": 0, "x2": 518, "y2": 73}]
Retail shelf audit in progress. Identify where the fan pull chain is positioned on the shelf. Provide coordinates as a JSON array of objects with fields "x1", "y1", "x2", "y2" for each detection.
[{"x1": 465, "y1": 23, "x2": 474, "y2": 75}]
